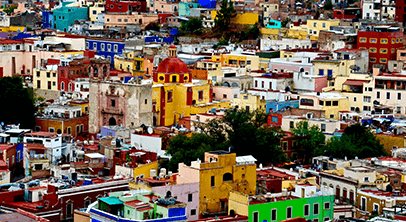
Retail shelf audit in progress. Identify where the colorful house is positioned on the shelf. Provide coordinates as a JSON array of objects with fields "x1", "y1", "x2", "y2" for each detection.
[
  {"x1": 179, "y1": 3, "x2": 200, "y2": 17},
  {"x1": 357, "y1": 26, "x2": 403, "y2": 69},
  {"x1": 177, "y1": 151, "x2": 257, "y2": 218},
  {"x1": 229, "y1": 184, "x2": 334, "y2": 222},
  {"x1": 53, "y1": 2, "x2": 89, "y2": 32},
  {"x1": 152, "y1": 45, "x2": 230, "y2": 126},
  {"x1": 89, "y1": 2, "x2": 105, "y2": 22},
  {"x1": 89, "y1": 189, "x2": 187, "y2": 222},
  {"x1": 233, "y1": 93, "x2": 266, "y2": 112},
  {"x1": 211, "y1": 11, "x2": 258, "y2": 25},
  {"x1": 305, "y1": 19, "x2": 340, "y2": 40},
  {"x1": 86, "y1": 38, "x2": 125, "y2": 66},
  {"x1": 299, "y1": 92, "x2": 349, "y2": 119},
  {"x1": 33, "y1": 67, "x2": 58, "y2": 91}
]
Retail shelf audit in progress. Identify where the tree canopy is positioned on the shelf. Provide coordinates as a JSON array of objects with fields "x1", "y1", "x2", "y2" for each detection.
[
  {"x1": 315, "y1": 124, "x2": 387, "y2": 159},
  {"x1": 0, "y1": 76, "x2": 36, "y2": 129},
  {"x1": 181, "y1": 18, "x2": 202, "y2": 34},
  {"x1": 214, "y1": 0, "x2": 236, "y2": 32},
  {"x1": 165, "y1": 108, "x2": 287, "y2": 171},
  {"x1": 291, "y1": 121, "x2": 326, "y2": 164}
]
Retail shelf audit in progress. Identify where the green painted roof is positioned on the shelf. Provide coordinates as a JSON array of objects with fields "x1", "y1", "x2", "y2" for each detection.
[{"x1": 99, "y1": 197, "x2": 124, "y2": 205}]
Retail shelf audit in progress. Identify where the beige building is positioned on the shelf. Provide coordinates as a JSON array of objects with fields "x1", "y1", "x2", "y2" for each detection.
[{"x1": 281, "y1": 116, "x2": 342, "y2": 140}]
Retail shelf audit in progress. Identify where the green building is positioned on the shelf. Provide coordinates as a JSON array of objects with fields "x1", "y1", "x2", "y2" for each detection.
[
  {"x1": 53, "y1": 2, "x2": 89, "y2": 32},
  {"x1": 230, "y1": 184, "x2": 334, "y2": 222},
  {"x1": 89, "y1": 189, "x2": 187, "y2": 222}
]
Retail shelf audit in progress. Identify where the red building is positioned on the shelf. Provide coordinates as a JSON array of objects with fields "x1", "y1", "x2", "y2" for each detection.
[
  {"x1": 357, "y1": 26, "x2": 403, "y2": 69},
  {"x1": 333, "y1": 8, "x2": 361, "y2": 20},
  {"x1": 0, "y1": 178, "x2": 129, "y2": 221},
  {"x1": 105, "y1": 0, "x2": 147, "y2": 13},
  {"x1": 395, "y1": 0, "x2": 406, "y2": 26},
  {"x1": 267, "y1": 113, "x2": 282, "y2": 127}
]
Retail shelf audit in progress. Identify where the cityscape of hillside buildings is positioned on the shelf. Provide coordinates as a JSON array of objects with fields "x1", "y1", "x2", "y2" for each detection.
[{"x1": 0, "y1": 0, "x2": 406, "y2": 222}]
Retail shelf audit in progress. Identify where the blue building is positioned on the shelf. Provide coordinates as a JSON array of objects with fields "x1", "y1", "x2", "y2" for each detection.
[
  {"x1": 145, "y1": 36, "x2": 174, "y2": 43},
  {"x1": 86, "y1": 39, "x2": 125, "y2": 67},
  {"x1": 179, "y1": 3, "x2": 200, "y2": 16},
  {"x1": 198, "y1": 0, "x2": 216, "y2": 8},
  {"x1": 42, "y1": 11, "x2": 54, "y2": 29},
  {"x1": 266, "y1": 20, "x2": 282, "y2": 29},
  {"x1": 53, "y1": 2, "x2": 88, "y2": 31},
  {"x1": 266, "y1": 100, "x2": 299, "y2": 113}
]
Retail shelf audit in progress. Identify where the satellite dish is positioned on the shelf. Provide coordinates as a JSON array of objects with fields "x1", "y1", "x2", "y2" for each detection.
[{"x1": 147, "y1": 127, "x2": 153, "y2": 134}]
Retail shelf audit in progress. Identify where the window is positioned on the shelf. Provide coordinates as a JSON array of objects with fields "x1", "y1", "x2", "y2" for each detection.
[
  {"x1": 314, "y1": 203, "x2": 319, "y2": 215},
  {"x1": 324, "y1": 202, "x2": 330, "y2": 210},
  {"x1": 107, "y1": 56, "x2": 111, "y2": 62},
  {"x1": 324, "y1": 217, "x2": 330, "y2": 221},
  {"x1": 223, "y1": 173, "x2": 233, "y2": 181},
  {"x1": 359, "y1": 37, "x2": 367, "y2": 43},
  {"x1": 386, "y1": 92, "x2": 391, "y2": 100},
  {"x1": 286, "y1": 207, "x2": 292, "y2": 219},
  {"x1": 380, "y1": 48, "x2": 388, "y2": 54},
  {"x1": 198, "y1": 90, "x2": 204, "y2": 101},
  {"x1": 93, "y1": 43, "x2": 97, "y2": 50},
  {"x1": 313, "y1": 22, "x2": 317, "y2": 27},
  {"x1": 370, "y1": 58, "x2": 376, "y2": 62},
  {"x1": 332, "y1": 101, "x2": 338, "y2": 106},
  {"x1": 118, "y1": 19, "x2": 122, "y2": 22},
  {"x1": 398, "y1": 93, "x2": 402, "y2": 101},
  {"x1": 101, "y1": 43, "x2": 105, "y2": 51},
  {"x1": 290, "y1": 121, "x2": 294, "y2": 129},
  {"x1": 322, "y1": 23, "x2": 326, "y2": 28},
  {"x1": 84, "y1": 198, "x2": 91, "y2": 208},
  {"x1": 67, "y1": 127, "x2": 71, "y2": 134},
  {"x1": 49, "y1": 127, "x2": 55, "y2": 133},
  {"x1": 46, "y1": 72, "x2": 50, "y2": 78},
  {"x1": 363, "y1": 96, "x2": 371, "y2": 103},
  {"x1": 188, "y1": 194, "x2": 192, "y2": 202},
  {"x1": 111, "y1": 99, "x2": 116, "y2": 107},
  {"x1": 211, "y1": 176, "x2": 215, "y2": 187},
  {"x1": 330, "y1": 114, "x2": 334, "y2": 118},
  {"x1": 380, "y1": 38, "x2": 388, "y2": 44},
  {"x1": 370, "y1": 38, "x2": 377, "y2": 43},
  {"x1": 167, "y1": 90, "x2": 173, "y2": 102},
  {"x1": 364, "y1": 177, "x2": 369, "y2": 182},
  {"x1": 262, "y1": 81, "x2": 264, "y2": 88},
  {"x1": 36, "y1": 71, "x2": 40, "y2": 77},
  {"x1": 304, "y1": 204, "x2": 309, "y2": 217},
  {"x1": 253, "y1": 212, "x2": 259, "y2": 222},
  {"x1": 191, "y1": 209, "x2": 196, "y2": 215},
  {"x1": 377, "y1": 91, "x2": 380, "y2": 99},
  {"x1": 107, "y1": 44, "x2": 111, "y2": 52},
  {"x1": 326, "y1": 101, "x2": 332, "y2": 106},
  {"x1": 369, "y1": 48, "x2": 377, "y2": 53},
  {"x1": 380, "y1": 58, "x2": 387, "y2": 63},
  {"x1": 321, "y1": 124, "x2": 326, "y2": 132},
  {"x1": 363, "y1": 106, "x2": 371, "y2": 111},
  {"x1": 255, "y1": 80, "x2": 257, "y2": 87},
  {"x1": 319, "y1": 100, "x2": 324, "y2": 106},
  {"x1": 271, "y1": 209, "x2": 277, "y2": 221},
  {"x1": 114, "y1": 45, "x2": 118, "y2": 52}
]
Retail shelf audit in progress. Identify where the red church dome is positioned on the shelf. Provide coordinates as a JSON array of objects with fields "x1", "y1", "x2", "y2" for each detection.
[{"x1": 156, "y1": 57, "x2": 189, "y2": 74}]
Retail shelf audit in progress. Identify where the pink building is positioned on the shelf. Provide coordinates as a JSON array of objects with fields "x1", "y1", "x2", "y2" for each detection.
[
  {"x1": 0, "y1": 39, "x2": 63, "y2": 77},
  {"x1": 152, "y1": 0, "x2": 179, "y2": 13},
  {"x1": 212, "y1": 86, "x2": 239, "y2": 101}
]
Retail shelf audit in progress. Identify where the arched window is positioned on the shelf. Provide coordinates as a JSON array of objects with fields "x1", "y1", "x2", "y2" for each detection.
[
  {"x1": 61, "y1": 82, "x2": 65, "y2": 91},
  {"x1": 223, "y1": 173, "x2": 233, "y2": 182},
  {"x1": 68, "y1": 83, "x2": 72, "y2": 91}
]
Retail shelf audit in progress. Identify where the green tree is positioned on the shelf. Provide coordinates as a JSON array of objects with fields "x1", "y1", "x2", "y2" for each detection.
[
  {"x1": 0, "y1": 76, "x2": 35, "y2": 129},
  {"x1": 316, "y1": 124, "x2": 387, "y2": 159},
  {"x1": 166, "y1": 108, "x2": 287, "y2": 171},
  {"x1": 291, "y1": 121, "x2": 325, "y2": 164},
  {"x1": 214, "y1": 0, "x2": 236, "y2": 31},
  {"x1": 323, "y1": 0, "x2": 333, "y2": 10},
  {"x1": 4, "y1": 5, "x2": 17, "y2": 15},
  {"x1": 165, "y1": 133, "x2": 216, "y2": 171},
  {"x1": 181, "y1": 18, "x2": 202, "y2": 33}
]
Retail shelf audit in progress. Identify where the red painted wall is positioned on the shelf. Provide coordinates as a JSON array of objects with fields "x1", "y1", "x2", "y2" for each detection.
[{"x1": 105, "y1": 0, "x2": 147, "y2": 13}]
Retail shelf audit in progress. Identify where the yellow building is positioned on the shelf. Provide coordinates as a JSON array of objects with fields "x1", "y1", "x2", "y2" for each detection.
[
  {"x1": 152, "y1": 45, "x2": 230, "y2": 126},
  {"x1": 324, "y1": 74, "x2": 374, "y2": 113},
  {"x1": 233, "y1": 93, "x2": 266, "y2": 112},
  {"x1": 305, "y1": 19, "x2": 340, "y2": 40},
  {"x1": 211, "y1": 11, "x2": 258, "y2": 25},
  {"x1": 194, "y1": 60, "x2": 223, "y2": 82},
  {"x1": 260, "y1": 28, "x2": 280, "y2": 39},
  {"x1": 33, "y1": 68, "x2": 58, "y2": 91},
  {"x1": 211, "y1": 54, "x2": 260, "y2": 71},
  {"x1": 312, "y1": 58, "x2": 355, "y2": 87},
  {"x1": 89, "y1": 3, "x2": 105, "y2": 22},
  {"x1": 0, "y1": 26, "x2": 25, "y2": 33},
  {"x1": 69, "y1": 99, "x2": 90, "y2": 115},
  {"x1": 177, "y1": 151, "x2": 257, "y2": 217},
  {"x1": 299, "y1": 92, "x2": 350, "y2": 119},
  {"x1": 115, "y1": 51, "x2": 147, "y2": 77},
  {"x1": 61, "y1": 50, "x2": 85, "y2": 58}
]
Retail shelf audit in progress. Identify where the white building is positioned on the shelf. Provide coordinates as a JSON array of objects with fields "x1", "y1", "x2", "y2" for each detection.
[{"x1": 260, "y1": 38, "x2": 312, "y2": 51}]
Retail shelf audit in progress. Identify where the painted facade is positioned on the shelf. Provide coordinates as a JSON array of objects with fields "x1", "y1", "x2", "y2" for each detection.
[
  {"x1": 86, "y1": 39, "x2": 125, "y2": 66},
  {"x1": 53, "y1": 2, "x2": 89, "y2": 32},
  {"x1": 177, "y1": 151, "x2": 256, "y2": 218},
  {"x1": 299, "y1": 93, "x2": 349, "y2": 119},
  {"x1": 152, "y1": 46, "x2": 230, "y2": 126}
]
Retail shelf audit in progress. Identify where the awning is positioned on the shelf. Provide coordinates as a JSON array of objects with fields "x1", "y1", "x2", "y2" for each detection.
[{"x1": 342, "y1": 79, "x2": 369, "y2": 86}]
